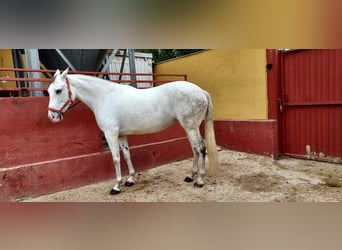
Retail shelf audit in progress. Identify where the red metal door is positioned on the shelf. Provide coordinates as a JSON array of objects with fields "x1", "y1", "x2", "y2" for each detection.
[{"x1": 281, "y1": 49, "x2": 342, "y2": 162}]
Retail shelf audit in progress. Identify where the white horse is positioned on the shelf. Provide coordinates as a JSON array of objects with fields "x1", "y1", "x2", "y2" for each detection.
[{"x1": 47, "y1": 68, "x2": 219, "y2": 194}]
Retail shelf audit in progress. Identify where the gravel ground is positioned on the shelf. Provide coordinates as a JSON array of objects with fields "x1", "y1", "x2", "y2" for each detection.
[{"x1": 25, "y1": 149, "x2": 342, "y2": 202}]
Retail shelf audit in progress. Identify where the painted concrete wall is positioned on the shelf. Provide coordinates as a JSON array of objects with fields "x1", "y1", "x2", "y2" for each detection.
[
  {"x1": 0, "y1": 97, "x2": 193, "y2": 201},
  {"x1": 154, "y1": 49, "x2": 268, "y2": 120}
]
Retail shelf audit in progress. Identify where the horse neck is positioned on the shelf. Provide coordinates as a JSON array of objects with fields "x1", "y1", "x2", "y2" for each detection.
[{"x1": 68, "y1": 75, "x2": 112, "y2": 112}]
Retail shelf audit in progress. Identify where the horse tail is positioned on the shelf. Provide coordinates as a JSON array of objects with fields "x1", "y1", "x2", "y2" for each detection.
[{"x1": 204, "y1": 91, "x2": 219, "y2": 176}]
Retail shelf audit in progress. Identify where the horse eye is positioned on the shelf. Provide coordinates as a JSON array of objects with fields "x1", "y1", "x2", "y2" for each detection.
[{"x1": 55, "y1": 89, "x2": 62, "y2": 95}]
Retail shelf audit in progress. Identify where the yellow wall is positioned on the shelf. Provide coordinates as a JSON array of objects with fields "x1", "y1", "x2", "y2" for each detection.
[
  {"x1": 0, "y1": 49, "x2": 16, "y2": 87},
  {"x1": 154, "y1": 49, "x2": 268, "y2": 120}
]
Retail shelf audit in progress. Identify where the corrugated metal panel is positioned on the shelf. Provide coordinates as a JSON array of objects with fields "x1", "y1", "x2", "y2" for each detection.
[
  {"x1": 39, "y1": 49, "x2": 108, "y2": 72},
  {"x1": 282, "y1": 49, "x2": 342, "y2": 162}
]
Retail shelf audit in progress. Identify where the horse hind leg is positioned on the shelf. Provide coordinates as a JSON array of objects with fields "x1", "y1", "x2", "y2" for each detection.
[
  {"x1": 184, "y1": 147, "x2": 199, "y2": 183},
  {"x1": 184, "y1": 129, "x2": 206, "y2": 187},
  {"x1": 194, "y1": 137, "x2": 206, "y2": 188}
]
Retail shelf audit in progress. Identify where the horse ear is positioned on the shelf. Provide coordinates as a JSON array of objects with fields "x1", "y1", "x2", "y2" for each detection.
[
  {"x1": 54, "y1": 69, "x2": 61, "y2": 76},
  {"x1": 61, "y1": 68, "x2": 69, "y2": 79}
]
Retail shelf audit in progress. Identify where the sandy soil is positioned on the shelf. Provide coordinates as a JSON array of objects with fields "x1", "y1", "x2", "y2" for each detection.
[{"x1": 25, "y1": 149, "x2": 342, "y2": 202}]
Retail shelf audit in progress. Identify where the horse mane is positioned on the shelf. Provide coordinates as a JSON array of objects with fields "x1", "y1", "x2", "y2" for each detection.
[
  {"x1": 69, "y1": 74, "x2": 134, "y2": 88},
  {"x1": 69, "y1": 74, "x2": 112, "y2": 84}
]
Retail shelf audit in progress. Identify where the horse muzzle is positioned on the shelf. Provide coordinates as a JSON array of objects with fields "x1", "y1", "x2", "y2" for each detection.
[{"x1": 48, "y1": 110, "x2": 63, "y2": 123}]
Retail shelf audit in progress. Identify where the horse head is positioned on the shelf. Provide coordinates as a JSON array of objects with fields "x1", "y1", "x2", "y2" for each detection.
[{"x1": 47, "y1": 68, "x2": 74, "y2": 123}]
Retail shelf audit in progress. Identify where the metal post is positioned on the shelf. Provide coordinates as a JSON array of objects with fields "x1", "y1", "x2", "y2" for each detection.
[
  {"x1": 100, "y1": 49, "x2": 118, "y2": 73},
  {"x1": 119, "y1": 49, "x2": 127, "y2": 81},
  {"x1": 55, "y1": 49, "x2": 77, "y2": 71},
  {"x1": 128, "y1": 49, "x2": 137, "y2": 88},
  {"x1": 25, "y1": 49, "x2": 43, "y2": 96},
  {"x1": 12, "y1": 49, "x2": 25, "y2": 89}
]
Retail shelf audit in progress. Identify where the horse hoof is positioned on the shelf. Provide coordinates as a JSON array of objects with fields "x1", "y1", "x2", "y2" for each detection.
[
  {"x1": 184, "y1": 176, "x2": 194, "y2": 183},
  {"x1": 194, "y1": 182, "x2": 204, "y2": 188},
  {"x1": 124, "y1": 181, "x2": 134, "y2": 187},
  {"x1": 110, "y1": 189, "x2": 121, "y2": 195}
]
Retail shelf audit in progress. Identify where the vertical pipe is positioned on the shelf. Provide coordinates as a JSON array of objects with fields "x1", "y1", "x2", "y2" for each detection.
[
  {"x1": 128, "y1": 49, "x2": 137, "y2": 88},
  {"x1": 12, "y1": 49, "x2": 24, "y2": 88},
  {"x1": 119, "y1": 49, "x2": 127, "y2": 81},
  {"x1": 12, "y1": 49, "x2": 20, "y2": 89},
  {"x1": 25, "y1": 49, "x2": 43, "y2": 96}
]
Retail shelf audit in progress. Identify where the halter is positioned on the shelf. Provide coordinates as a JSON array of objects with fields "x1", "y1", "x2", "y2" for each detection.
[{"x1": 48, "y1": 77, "x2": 74, "y2": 113}]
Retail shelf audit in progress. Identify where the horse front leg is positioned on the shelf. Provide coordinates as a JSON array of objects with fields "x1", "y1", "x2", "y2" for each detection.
[
  {"x1": 104, "y1": 131, "x2": 122, "y2": 195},
  {"x1": 119, "y1": 136, "x2": 136, "y2": 187}
]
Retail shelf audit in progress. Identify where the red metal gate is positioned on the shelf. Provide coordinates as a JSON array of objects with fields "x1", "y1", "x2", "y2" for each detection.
[{"x1": 281, "y1": 49, "x2": 342, "y2": 162}]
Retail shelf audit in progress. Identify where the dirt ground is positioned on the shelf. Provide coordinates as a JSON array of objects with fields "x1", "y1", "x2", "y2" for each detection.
[{"x1": 25, "y1": 149, "x2": 342, "y2": 202}]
